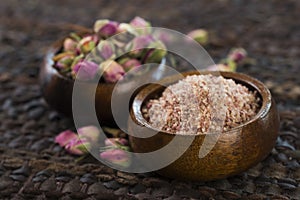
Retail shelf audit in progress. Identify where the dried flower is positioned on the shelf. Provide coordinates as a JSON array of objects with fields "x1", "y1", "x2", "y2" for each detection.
[
  {"x1": 129, "y1": 16, "x2": 151, "y2": 35},
  {"x1": 65, "y1": 137, "x2": 91, "y2": 155},
  {"x1": 206, "y1": 62, "x2": 236, "y2": 72},
  {"x1": 63, "y1": 38, "x2": 78, "y2": 52},
  {"x1": 101, "y1": 60, "x2": 125, "y2": 83},
  {"x1": 104, "y1": 138, "x2": 129, "y2": 146},
  {"x1": 78, "y1": 125, "x2": 100, "y2": 142},
  {"x1": 143, "y1": 41, "x2": 167, "y2": 63},
  {"x1": 55, "y1": 126, "x2": 101, "y2": 155},
  {"x1": 72, "y1": 60, "x2": 99, "y2": 81},
  {"x1": 53, "y1": 52, "x2": 75, "y2": 69},
  {"x1": 55, "y1": 130, "x2": 78, "y2": 147},
  {"x1": 119, "y1": 58, "x2": 141, "y2": 72},
  {"x1": 100, "y1": 149, "x2": 130, "y2": 167},
  {"x1": 77, "y1": 35, "x2": 98, "y2": 54},
  {"x1": 187, "y1": 29, "x2": 209, "y2": 45},
  {"x1": 126, "y1": 35, "x2": 155, "y2": 56},
  {"x1": 97, "y1": 40, "x2": 116, "y2": 60},
  {"x1": 228, "y1": 48, "x2": 247, "y2": 63},
  {"x1": 94, "y1": 19, "x2": 119, "y2": 37}
]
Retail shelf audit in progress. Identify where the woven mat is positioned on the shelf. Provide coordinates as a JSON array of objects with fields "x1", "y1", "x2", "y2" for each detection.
[{"x1": 0, "y1": 0, "x2": 299, "y2": 199}]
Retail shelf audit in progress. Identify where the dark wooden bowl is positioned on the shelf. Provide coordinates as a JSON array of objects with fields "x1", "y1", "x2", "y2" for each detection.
[
  {"x1": 39, "y1": 28, "x2": 167, "y2": 126},
  {"x1": 39, "y1": 28, "x2": 117, "y2": 125},
  {"x1": 129, "y1": 71, "x2": 279, "y2": 181}
]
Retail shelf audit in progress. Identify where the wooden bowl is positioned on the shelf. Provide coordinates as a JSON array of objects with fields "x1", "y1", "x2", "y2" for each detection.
[
  {"x1": 39, "y1": 27, "x2": 118, "y2": 125},
  {"x1": 128, "y1": 71, "x2": 279, "y2": 181},
  {"x1": 39, "y1": 29, "x2": 167, "y2": 126}
]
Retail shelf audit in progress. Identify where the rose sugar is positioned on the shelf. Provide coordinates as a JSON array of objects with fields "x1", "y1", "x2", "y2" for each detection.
[{"x1": 144, "y1": 74, "x2": 261, "y2": 134}]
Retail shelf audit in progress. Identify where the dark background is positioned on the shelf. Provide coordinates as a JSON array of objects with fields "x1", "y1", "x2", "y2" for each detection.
[{"x1": 0, "y1": 0, "x2": 299, "y2": 199}]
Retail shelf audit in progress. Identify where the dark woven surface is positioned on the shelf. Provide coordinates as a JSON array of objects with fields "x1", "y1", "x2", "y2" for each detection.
[{"x1": 0, "y1": 0, "x2": 299, "y2": 199}]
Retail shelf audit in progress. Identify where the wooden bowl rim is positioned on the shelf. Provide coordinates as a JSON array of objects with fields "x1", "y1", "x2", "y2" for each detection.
[{"x1": 131, "y1": 70, "x2": 273, "y2": 136}]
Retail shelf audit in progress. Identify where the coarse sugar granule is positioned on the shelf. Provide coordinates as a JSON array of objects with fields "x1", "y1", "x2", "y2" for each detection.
[{"x1": 144, "y1": 74, "x2": 261, "y2": 134}]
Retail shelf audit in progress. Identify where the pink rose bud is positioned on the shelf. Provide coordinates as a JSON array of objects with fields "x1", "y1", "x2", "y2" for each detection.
[
  {"x1": 100, "y1": 149, "x2": 130, "y2": 167},
  {"x1": 72, "y1": 60, "x2": 98, "y2": 81},
  {"x1": 130, "y1": 16, "x2": 151, "y2": 28},
  {"x1": 101, "y1": 60, "x2": 125, "y2": 83},
  {"x1": 228, "y1": 48, "x2": 247, "y2": 63},
  {"x1": 55, "y1": 130, "x2": 78, "y2": 147},
  {"x1": 65, "y1": 137, "x2": 91, "y2": 155},
  {"x1": 94, "y1": 19, "x2": 119, "y2": 37},
  {"x1": 126, "y1": 35, "x2": 155, "y2": 56},
  {"x1": 77, "y1": 35, "x2": 98, "y2": 54},
  {"x1": 97, "y1": 40, "x2": 115, "y2": 60},
  {"x1": 104, "y1": 138, "x2": 129, "y2": 147},
  {"x1": 187, "y1": 29, "x2": 209, "y2": 45},
  {"x1": 206, "y1": 61, "x2": 237, "y2": 72},
  {"x1": 120, "y1": 58, "x2": 141, "y2": 72},
  {"x1": 78, "y1": 125, "x2": 100, "y2": 143},
  {"x1": 63, "y1": 38, "x2": 78, "y2": 52},
  {"x1": 53, "y1": 52, "x2": 75, "y2": 69},
  {"x1": 117, "y1": 23, "x2": 137, "y2": 35},
  {"x1": 143, "y1": 41, "x2": 166, "y2": 63}
]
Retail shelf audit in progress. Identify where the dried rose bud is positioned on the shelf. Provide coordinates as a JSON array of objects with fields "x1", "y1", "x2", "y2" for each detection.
[
  {"x1": 65, "y1": 137, "x2": 91, "y2": 155},
  {"x1": 104, "y1": 138, "x2": 129, "y2": 147},
  {"x1": 126, "y1": 35, "x2": 155, "y2": 57},
  {"x1": 129, "y1": 16, "x2": 151, "y2": 35},
  {"x1": 72, "y1": 60, "x2": 98, "y2": 81},
  {"x1": 100, "y1": 149, "x2": 130, "y2": 167},
  {"x1": 117, "y1": 23, "x2": 138, "y2": 35},
  {"x1": 53, "y1": 52, "x2": 75, "y2": 69},
  {"x1": 97, "y1": 40, "x2": 116, "y2": 60},
  {"x1": 78, "y1": 125, "x2": 100, "y2": 143},
  {"x1": 77, "y1": 35, "x2": 98, "y2": 54},
  {"x1": 63, "y1": 38, "x2": 78, "y2": 52},
  {"x1": 119, "y1": 58, "x2": 141, "y2": 72},
  {"x1": 187, "y1": 29, "x2": 209, "y2": 45},
  {"x1": 228, "y1": 48, "x2": 247, "y2": 63},
  {"x1": 55, "y1": 130, "x2": 78, "y2": 147},
  {"x1": 100, "y1": 60, "x2": 125, "y2": 83},
  {"x1": 130, "y1": 16, "x2": 151, "y2": 28},
  {"x1": 94, "y1": 19, "x2": 119, "y2": 37},
  {"x1": 143, "y1": 41, "x2": 167, "y2": 63},
  {"x1": 206, "y1": 61, "x2": 237, "y2": 72}
]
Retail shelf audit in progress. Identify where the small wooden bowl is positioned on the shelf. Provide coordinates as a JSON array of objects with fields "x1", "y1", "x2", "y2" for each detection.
[
  {"x1": 39, "y1": 28, "x2": 117, "y2": 125},
  {"x1": 39, "y1": 29, "x2": 167, "y2": 126},
  {"x1": 129, "y1": 71, "x2": 279, "y2": 181}
]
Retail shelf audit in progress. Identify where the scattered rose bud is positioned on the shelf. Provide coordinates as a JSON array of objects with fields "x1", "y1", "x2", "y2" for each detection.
[
  {"x1": 228, "y1": 48, "x2": 247, "y2": 63},
  {"x1": 55, "y1": 130, "x2": 78, "y2": 147},
  {"x1": 72, "y1": 60, "x2": 99, "y2": 81},
  {"x1": 77, "y1": 35, "x2": 98, "y2": 54},
  {"x1": 94, "y1": 19, "x2": 119, "y2": 37},
  {"x1": 101, "y1": 60, "x2": 125, "y2": 83},
  {"x1": 187, "y1": 29, "x2": 209, "y2": 45},
  {"x1": 63, "y1": 38, "x2": 78, "y2": 52},
  {"x1": 65, "y1": 137, "x2": 91, "y2": 155},
  {"x1": 78, "y1": 125, "x2": 100, "y2": 143},
  {"x1": 97, "y1": 40, "x2": 116, "y2": 60},
  {"x1": 206, "y1": 61, "x2": 237, "y2": 72},
  {"x1": 55, "y1": 126, "x2": 101, "y2": 156},
  {"x1": 100, "y1": 149, "x2": 130, "y2": 167},
  {"x1": 119, "y1": 58, "x2": 141, "y2": 72}
]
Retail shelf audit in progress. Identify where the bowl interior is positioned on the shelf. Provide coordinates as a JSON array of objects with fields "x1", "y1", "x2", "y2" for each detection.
[{"x1": 132, "y1": 71, "x2": 271, "y2": 135}]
